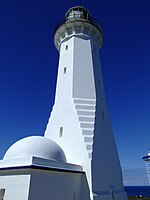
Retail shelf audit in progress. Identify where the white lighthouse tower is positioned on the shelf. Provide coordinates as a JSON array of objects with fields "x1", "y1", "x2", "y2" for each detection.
[
  {"x1": 45, "y1": 6, "x2": 127, "y2": 200},
  {"x1": 143, "y1": 150, "x2": 150, "y2": 184}
]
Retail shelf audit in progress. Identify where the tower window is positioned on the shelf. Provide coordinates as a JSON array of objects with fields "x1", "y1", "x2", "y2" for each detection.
[
  {"x1": 61, "y1": 32, "x2": 65, "y2": 39},
  {"x1": 65, "y1": 45, "x2": 68, "y2": 50},
  {"x1": 67, "y1": 28, "x2": 72, "y2": 35},
  {"x1": 75, "y1": 25, "x2": 81, "y2": 33},
  {"x1": 64, "y1": 67, "x2": 67, "y2": 74},
  {"x1": 73, "y1": 190, "x2": 76, "y2": 200},
  {"x1": 102, "y1": 111, "x2": 104, "y2": 120},
  {"x1": 59, "y1": 127, "x2": 63, "y2": 137},
  {"x1": 0, "y1": 189, "x2": 5, "y2": 200}
]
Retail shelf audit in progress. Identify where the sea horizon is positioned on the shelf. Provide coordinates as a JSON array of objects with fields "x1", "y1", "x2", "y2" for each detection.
[{"x1": 124, "y1": 185, "x2": 150, "y2": 197}]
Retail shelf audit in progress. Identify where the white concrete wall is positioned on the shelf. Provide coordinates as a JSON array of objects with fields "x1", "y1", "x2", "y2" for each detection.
[
  {"x1": 28, "y1": 169, "x2": 90, "y2": 200},
  {"x1": 45, "y1": 36, "x2": 92, "y2": 191},
  {"x1": 73, "y1": 36, "x2": 96, "y2": 99},
  {"x1": 45, "y1": 32, "x2": 127, "y2": 200},
  {"x1": 0, "y1": 173, "x2": 30, "y2": 200},
  {"x1": 0, "y1": 157, "x2": 90, "y2": 200},
  {"x1": 0, "y1": 167, "x2": 90, "y2": 200},
  {"x1": 45, "y1": 36, "x2": 89, "y2": 166}
]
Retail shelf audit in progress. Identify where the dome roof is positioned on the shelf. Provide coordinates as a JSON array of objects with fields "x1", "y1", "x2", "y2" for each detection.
[{"x1": 3, "y1": 136, "x2": 66, "y2": 162}]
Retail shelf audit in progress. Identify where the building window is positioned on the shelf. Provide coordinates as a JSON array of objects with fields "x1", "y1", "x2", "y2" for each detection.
[
  {"x1": 102, "y1": 111, "x2": 104, "y2": 120},
  {"x1": 73, "y1": 190, "x2": 76, "y2": 200},
  {"x1": 111, "y1": 190, "x2": 115, "y2": 200},
  {"x1": 0, "y1": 189, "x2": 5, "y2": 200},
  {"x1": 75, "y1": 25, "x2": 81, "y2": 33},
  {"x1": 65, "y1": 45, "x2": 68, "y2": 50},
  {"x1": 61, "y1": 32, "x2": 65, "y2": 39},
  {"x1": 67, "y1": 28, "x2": 72, "y2": 35},
  {"x1": 64, "y1": 67, "x2": 67, "y2": 74},
  {"x1": 59, "y1": 127, "x2": 63, "y2": 137}
]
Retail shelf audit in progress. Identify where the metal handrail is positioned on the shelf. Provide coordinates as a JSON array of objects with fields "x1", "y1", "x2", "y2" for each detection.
[{"x1": 54, "y1": 16, "x2": 103, "y2": 35}]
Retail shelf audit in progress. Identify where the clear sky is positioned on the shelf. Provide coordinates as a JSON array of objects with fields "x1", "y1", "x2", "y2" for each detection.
[{"x1": 0, "y1": 0, "x2": 150, "y2": 182}]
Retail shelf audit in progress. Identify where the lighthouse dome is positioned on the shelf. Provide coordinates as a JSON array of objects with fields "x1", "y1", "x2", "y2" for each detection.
[{"x1": 3, "y1": 136, "x2": 66, "y2": 162}]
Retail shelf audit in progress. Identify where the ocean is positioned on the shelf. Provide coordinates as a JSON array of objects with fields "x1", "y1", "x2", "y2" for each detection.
[{"x1": 124, "y1": 186, "x2": 150, "y2": 197}]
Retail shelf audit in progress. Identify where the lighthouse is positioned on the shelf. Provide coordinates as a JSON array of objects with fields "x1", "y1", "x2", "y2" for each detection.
[
  {"x1": 143, "y1": 150, "x2": 150, "y2": 184},
  {"x1": 45, "y1": 6, "x2": 127, "y2": 200},
  {"x1": 0, "y1": 6, "x2": 127, "y2": 200}
]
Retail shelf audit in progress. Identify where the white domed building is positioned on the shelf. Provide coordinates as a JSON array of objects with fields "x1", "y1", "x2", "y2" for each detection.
[
  {"x1": 3, "y1": 136, "x2": 66, "y2": 162},
  {"x1": 0, "y1": 6, "x2": 127, "y2": 200},
  {"x1": 0, "y1": 136, "x2": 87, "y2": 200}
]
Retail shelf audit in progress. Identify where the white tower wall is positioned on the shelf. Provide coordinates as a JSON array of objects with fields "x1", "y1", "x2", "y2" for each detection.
[
  {"x1": 45, "y1": 35, "x2": 93, "y2": 192},
  {"x1": 45, "y1": 6, "x2": 127, "y2": 200},
  {"x1": 73, "y1": 36, "x2": 96, "y2": 99}
]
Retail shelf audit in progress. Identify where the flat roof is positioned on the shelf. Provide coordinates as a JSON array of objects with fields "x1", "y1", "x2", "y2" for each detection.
[{"x1": 0, "y1": 156, "x2": 83, "y2": 174}]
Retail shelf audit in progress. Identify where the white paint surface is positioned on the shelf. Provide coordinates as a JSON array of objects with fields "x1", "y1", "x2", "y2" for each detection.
[
  {"x1": 3, "y1": 136, "x2": 66, "y2": 163},
  {"x1": 0, "y1": 157, "x2": 89, "y2": 200},
  {"x1": 45, "y1": 6, "x2": 127, "y2": 200}
]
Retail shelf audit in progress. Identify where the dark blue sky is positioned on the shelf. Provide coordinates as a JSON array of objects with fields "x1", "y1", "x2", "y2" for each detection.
[{"x1": 0, "y1": 0, "x2": 150, "y2": 177}]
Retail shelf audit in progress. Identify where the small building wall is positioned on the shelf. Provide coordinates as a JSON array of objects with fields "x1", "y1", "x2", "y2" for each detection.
[
  {"x1": 0, "y1": 172, "x2": 30, "y2": 200},
  {"x1": 0, "y1": 164, "x2": 90, "y2": 200},
  {"x1": 29, "y1": 169, "x2": 90, "y2": 200}
]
